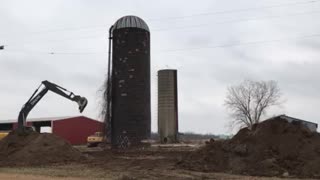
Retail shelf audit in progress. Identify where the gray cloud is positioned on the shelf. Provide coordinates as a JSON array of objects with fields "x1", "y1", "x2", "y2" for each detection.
[{"x1": 1, "y1": 0, "x2": 320, "y2": 134}]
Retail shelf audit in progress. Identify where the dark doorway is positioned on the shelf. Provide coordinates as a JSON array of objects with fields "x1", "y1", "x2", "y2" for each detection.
[
  {"x1": 32, "y1": 121, "x2": 51, "y2": 133},
  {"x1": 0, "y1": 123, "x2": 13, "y2": 131}
]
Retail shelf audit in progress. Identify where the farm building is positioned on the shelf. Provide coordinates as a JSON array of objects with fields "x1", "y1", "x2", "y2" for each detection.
[
  {"x1": 266, "y1": 114, "x2": 318, "y2": 132},
  {"x1": 0, "y1": 116, "x2": 104, "y2": 145}
]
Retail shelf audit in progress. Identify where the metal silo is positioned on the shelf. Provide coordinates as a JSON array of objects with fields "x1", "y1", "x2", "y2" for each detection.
[
  {"x1": 158, "y1": 69, "x2": 178, "y2": 143},
  {"x1": 106, "y1": 15, "x2": 151, "y2": 148}
]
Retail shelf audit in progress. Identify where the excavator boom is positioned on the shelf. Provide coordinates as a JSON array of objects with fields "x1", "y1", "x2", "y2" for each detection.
[{"x1": 18, "y1": 80, "x2": 88, "y2": 132}]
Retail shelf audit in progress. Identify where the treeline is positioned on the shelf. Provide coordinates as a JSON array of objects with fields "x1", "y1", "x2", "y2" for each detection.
[{"x1": 150, "y1": 132, "x2": 231, "y2": 141}]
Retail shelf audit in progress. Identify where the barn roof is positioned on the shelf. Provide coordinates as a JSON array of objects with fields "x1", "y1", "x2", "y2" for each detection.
[
  {"x1": 0, "y1": 116, "x2": 101, "y2": 124},
  {"x1": 267, "y1": 114, "x2": 318, "y2": 127}
]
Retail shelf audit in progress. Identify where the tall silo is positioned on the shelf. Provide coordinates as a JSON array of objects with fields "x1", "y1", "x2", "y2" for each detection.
[
  {"x1": 107, "y1": 15, "x2": 151, "y2": 148},
  {"x1": 158, "y1": 69, "x2": 178, "y2": 143}
]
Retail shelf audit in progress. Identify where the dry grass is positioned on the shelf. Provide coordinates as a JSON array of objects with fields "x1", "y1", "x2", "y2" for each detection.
[
  {"x1": 0, "y1": 165, "x2": 116, "y2": 180},
  {"x1": 0, "y1": 165, "x2": 312, "y2": 180}
]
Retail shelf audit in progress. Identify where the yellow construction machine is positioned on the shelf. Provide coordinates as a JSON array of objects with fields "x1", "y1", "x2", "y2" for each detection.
[
  {"x1": 87, "y1": 132, "x2": 106, "y2": 147},
  {"x1": 0, "y1": 131, "x2": 9, "y2": 140}
]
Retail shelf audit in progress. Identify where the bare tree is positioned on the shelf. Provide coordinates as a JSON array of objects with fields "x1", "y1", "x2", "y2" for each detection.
[{"x1": 225, "y1": 80, "x2": 282, "y2": 129}]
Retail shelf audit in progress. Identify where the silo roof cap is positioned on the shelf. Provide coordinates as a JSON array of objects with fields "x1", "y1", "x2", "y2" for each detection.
[
  {"x1": 158, "y1": 69, "x2": 177, "y2": 72},
  {"x1": 113, "y1": 15, "x2": 149, "y2": 32}
]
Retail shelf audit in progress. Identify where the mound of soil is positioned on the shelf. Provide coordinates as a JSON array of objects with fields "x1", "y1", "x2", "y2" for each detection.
[
  {"x1": 179, "y1": 118, "x2": 320, "y2": 178},
  {"x1": 0, "y1": 130, "x2": 84, "y2": 166}
]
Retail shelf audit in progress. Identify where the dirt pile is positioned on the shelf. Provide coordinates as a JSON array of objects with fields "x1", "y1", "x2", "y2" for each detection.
[
  {"x1": 0, "y1": 130, "x2": 84, "y2": 166},
  {"x1": 179, "y1": 118, "x2": 320, "y2": 178}
]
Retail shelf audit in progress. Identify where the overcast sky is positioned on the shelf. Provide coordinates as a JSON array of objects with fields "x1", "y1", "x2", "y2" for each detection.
[{"x1": 1, "y1": 0, "x2": 320, "y2": 134}]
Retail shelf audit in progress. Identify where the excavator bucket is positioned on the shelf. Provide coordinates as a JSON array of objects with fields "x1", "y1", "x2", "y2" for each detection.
[{"x1": 78, "y1": 97, "x2": 88, "y2": 113}]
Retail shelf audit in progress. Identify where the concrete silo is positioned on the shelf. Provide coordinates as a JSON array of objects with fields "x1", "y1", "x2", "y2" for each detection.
[
  {"x1": 106, "y1": 15, "x2": 151, "y2": 148},
  {"x1": 158, "y1": 69, "x2": 178, "y2": 143}
]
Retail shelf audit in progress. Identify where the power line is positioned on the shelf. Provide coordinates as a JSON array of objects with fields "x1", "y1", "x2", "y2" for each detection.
[
  {"x1": 3, "y1": 9, "x2": 320, "y2": 48},
  {"x1": 48, "y1": 52, "x2": 106, "y2": 55},
  {"x1": 26, "y1": 26, "x2": 107, "y2": 35},
  {"x1": 4, "y1": 34, "x2": 105, "y2": 48},
  {"x1": 1, "y1": 0, "x2": 319, "y2": 49},
  {"x1": 0, "y1": 0, "x2": 318, "y2": 37},
  {"x1": 153, "y1": 10, "x2": 320, "y2": 32},
  {"x1": 147, "y1": 0, "x2": 320, "y2": 21},
  {"x1": 26, "y1": 32, "x2": 320, "y2": 55},
  {"x1": 155, "y1": 33, "x2": 320, "y2": 53}
]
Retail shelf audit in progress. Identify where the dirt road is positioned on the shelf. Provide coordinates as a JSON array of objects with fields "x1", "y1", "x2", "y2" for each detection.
[
  {"x1": 0, "y1": 173, "x2": 86, "y2": 180},
  {"x1": 0, "y1": 145, "x2": 315, "y2": 180},
  {"x1": 0, "y1": 170, "x2": 307, "y2": 180}
]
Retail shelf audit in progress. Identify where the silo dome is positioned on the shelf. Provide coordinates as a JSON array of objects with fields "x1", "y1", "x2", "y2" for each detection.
[{"x1": 113, "y1": 15, "x2": 149, "y2": 32}]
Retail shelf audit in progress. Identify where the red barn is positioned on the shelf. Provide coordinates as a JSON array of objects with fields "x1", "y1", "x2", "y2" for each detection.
[{"x1": 0, "y1": 116, "x2": 104, "y2": 145}]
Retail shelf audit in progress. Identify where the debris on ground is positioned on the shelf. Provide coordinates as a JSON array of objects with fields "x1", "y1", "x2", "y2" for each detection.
[
  {"x1": 0, "y1": 130, "x2": 84, "y2": 166},
  {"x1": 179, "y1": 117, "x2": 320, "y2": 178}
]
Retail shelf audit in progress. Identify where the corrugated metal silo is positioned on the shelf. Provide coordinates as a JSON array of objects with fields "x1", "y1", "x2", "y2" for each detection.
[
  {"x1": 158, "y1": 69, "x2": 178, "y2": 143},
  {"x1": 110, "y1": 15, "x2": 151, "y2": 148}
]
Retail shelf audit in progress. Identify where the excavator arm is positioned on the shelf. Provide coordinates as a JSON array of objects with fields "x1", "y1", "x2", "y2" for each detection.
[{"x1": 18, "y1": 80, "x2": 88, "y2": 132}]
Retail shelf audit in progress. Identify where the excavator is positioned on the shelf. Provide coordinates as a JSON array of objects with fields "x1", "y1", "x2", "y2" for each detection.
[{"x1": 17, "y1": 80, "x2": 88, "y2": 133}]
